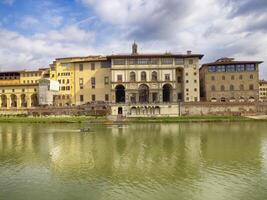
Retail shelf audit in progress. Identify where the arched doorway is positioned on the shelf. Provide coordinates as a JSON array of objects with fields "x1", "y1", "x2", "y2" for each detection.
[
  {"x1": 139, "y1": 84, "x2": 149, "y2": 103},
  {"x1": 163, "y1": 84, "x2": 172, "y2": 103},
  {"x1": 1, "y1": 95, "x2": 7, "y2": 108},
  {"x1": 21, "y1": 94, "x2": 27, "y2": 107},
  {"x1": 115, "y1": 85, "x2": 125, "y2": 103},
  {"x1": 31, "y1": 94, "x2": 38, "y2": 107},
  {"x1": 10, "y1": 94, "x2": 17, "y2": 108}
]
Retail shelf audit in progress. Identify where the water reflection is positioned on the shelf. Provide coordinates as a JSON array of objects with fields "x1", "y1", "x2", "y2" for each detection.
[{"x1": 0, "y1": 122, "x2": 267, "y2": 200}]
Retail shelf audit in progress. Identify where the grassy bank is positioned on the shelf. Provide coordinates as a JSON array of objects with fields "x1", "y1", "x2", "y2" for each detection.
[
  {"x1": 0, "y1": 115, "x2": 262, "y2": 124},
  {"x1": 0, "y1": 116, "x2": 107, "y2": 123},
  {"x1": 127, "y1": 115, "x2": 257, "y2": 123}
]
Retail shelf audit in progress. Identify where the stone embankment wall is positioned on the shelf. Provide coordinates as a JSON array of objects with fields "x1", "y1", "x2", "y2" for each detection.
[{"x1": 181, "y1": 102, "x2": 267, "y2": 116}]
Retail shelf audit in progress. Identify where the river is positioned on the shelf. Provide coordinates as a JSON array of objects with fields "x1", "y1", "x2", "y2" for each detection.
[{"x1": 0, "y1": 122, "x2": 267, "y2": 200}]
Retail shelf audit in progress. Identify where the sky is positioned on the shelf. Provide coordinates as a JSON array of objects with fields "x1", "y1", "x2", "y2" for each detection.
[{"x1": 0, "y1": 0, "x2": 266, "y2": 78}]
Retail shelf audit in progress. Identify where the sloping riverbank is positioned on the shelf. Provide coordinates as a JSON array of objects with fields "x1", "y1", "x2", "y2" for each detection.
[{"x1": 0, "y1": 115, "x2": 263, "y2": 124}]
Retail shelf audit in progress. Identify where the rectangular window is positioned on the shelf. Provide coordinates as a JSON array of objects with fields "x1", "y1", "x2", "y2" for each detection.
[
  {"x1": 217, "y1": 65, "x2": 226, "y2": 72},
  {"x1": 208, "y1": 66, "x2": 216, "y2": 72},
  {"x1": 152, "y1": 93, "x2": 158, "y2": 102},
  {"x1": 175, "y1": 58, "x2": 184, "y2": 65},
  {"x1": 165, "y1": 74, "x2": 170, "y2": 81},
  {"x1": 91, "y1": 77, "x2": 96, "y2": 89},
  {"x1": 79, "y1": 78, "x2": 83, "y2": 89},
  {"x1": 137, "y1": 58, "x2": 150, "y2": 65},
  {"x1": 113, "y1": 59, "x2": 126, "y2": 65},
  {"x1": 189, "y1": 59, "x2": 194, "y2": 64},
  {"x1": 246, "y1": 64, "x2": 255, "y2": 71},
  {"x1": 101, "y1": 61, "x2": 111, "y2": 68},
  {"x1": 161, "y1": 58, "x2": 173, "y2": 65},
  {"x1": 177, "y1": 76, "x2": 182, "y2": 83},
  {"x1": 105, "y1": 94, "x2": 109, "y2": 101},
  {"x1": 104, "y1": 76, "x2": 109, "y2": 85},
  {"x1": 151, "y1": 58, "x2": 159, "y2": 64},
  {"x1": 79, "y1": 64, "x2": 83, "y2": 71},
  {"x1": 236, "y1": 64, "x2": 245, "y2": 71},
  {"x1": 226, "y1": 65, "x2": 235, "y2": 72},
  {"x1": 80, "y1": 95, "x2": 84, "y2": 102},
  {"x1": 91, "y1": 63, "x2": 95, "y2": 70},
  {"x1": 92, "y1": 94, "x2": 95, "y2": 101},
  {"x1": 117, "y1": 75, "x2": 122, "y2": 82},
  {"x1": 178, "y1": 93, "x2": 183, "y2": 101},
  {"x1": 61, "y1": 86, "x2": 65, "y2": 91}
]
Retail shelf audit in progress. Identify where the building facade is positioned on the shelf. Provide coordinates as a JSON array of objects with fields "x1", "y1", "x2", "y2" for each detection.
[
  {"x1": 109, "y1": 43, "x2": 203, "y2": 116},
  {"x1": 200, "y1": 58, "x2": 262, "y2": 102},
  {"x1": 73, "y1": 56, "x2": 111, "y2": 105},
  {"x1": 0, "y1": 68, "x2": 49, "y2": 109},
  {"x1": 259, "y1": 80, "x2": 267, "y2": 102}
]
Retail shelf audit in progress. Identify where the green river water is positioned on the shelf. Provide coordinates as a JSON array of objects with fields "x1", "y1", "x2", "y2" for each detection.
[{"x1": 0, "y1": 122, "x2": 267, "y2": 200}]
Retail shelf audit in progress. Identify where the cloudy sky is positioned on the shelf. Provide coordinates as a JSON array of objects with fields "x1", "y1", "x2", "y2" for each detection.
[{"x1": 0, "y1": 0, "x2": 266, "y2": 78}]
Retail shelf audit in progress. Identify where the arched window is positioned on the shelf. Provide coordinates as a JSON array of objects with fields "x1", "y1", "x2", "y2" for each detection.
[
  {"x1": 240, "y1": 84, "x2": 244, "y2": 91},
  {"x1": 250, "y1": 74, "x2": 254, "y2": 79},
  {"x1": 152, "y1": 71, "x2": 157, "y2": 81},
  {"x1": 141, "y1": 71, "x2": 146, "y2": 81},
  {"x1": 249, "y1": 84, "x2": 254, "y2": 90},
  {"x1": 221, "y1": 85, "x2": 225, "y2": 91},
  {"x1": 230, "y1": 85, "x2": 234, "y2": 91},
  {"x1": 211, "y1": 85, "x2": 216, "y2": 91},
  {"x1": 130, "y1": 72, "x2": 136, "y2": 81},
  {"x1": 221, "y1": 97, "x2": 226, "y2": 102},
  {"x1": 222, "y1": 76, "x2": 225, "y2": 80}
]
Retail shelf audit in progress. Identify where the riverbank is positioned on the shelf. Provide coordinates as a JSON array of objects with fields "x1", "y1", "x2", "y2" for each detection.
[
  {"x1": 0, "y1": 115, "x2": 264, "y2": 124},
  {"x1": 0, "y1": 116, "x2": 107, "y2": 123},
  {"x1": 127, "y1": 115, "x2": 258, "y2": 123}
]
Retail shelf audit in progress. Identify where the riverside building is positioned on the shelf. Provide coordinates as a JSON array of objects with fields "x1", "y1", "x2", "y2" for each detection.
[
  {"x1": 109, "y1": 43, "x2": 203, "y2": 116},
  {"x1": 200, "y1": 58, "x2": 262, "y2": 102},
  {"x1": 0, "y1": 68, "x2": 49, "y2": 109},
  {"x1": 259, "y1": 80, "x2": 267, "y2": 102}
]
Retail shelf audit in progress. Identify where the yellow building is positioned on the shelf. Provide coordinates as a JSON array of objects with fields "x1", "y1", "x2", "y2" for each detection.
[
  {"x1": 73, "y1": 56, "x2": 111, "y2": 105},
  {"x1": 49, "y1": 57, "x2": 76, "y2": 106},
  {"x1": 259, "y1": 80, "x2": 267, "y2": 102},
  {"x1": 0, "y1": 68, "x2": 49, "y2": 109}
]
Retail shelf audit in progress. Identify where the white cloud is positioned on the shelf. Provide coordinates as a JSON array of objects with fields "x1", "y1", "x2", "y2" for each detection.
[
  {"x1": 0, "y1": 25, "x2": 96, "y2": 71},
  {"x1": 19, "y1": 16, "x2": 40, "y2": 29}
]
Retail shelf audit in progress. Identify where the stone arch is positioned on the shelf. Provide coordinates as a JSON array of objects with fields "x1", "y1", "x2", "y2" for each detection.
[
  {"x1": 229, "y1": 97, "x2": 236, "y2": 102},
  {"x1": 138, "y1": 84, "x2": 149, "y2": 103},
  {"x1": 239, "y1": 97, "x2": 245, "y2": 102},
  {"x1": 221, "y1": 97, "x2": 226, "y2": 102},
  {"x1": 249, "y1": 96, "x2": 255, "y2": 102},
  {"x1": 1, "y1": 94, "x2": 7, "y2": 108},
  {"x1": 31, "y1": 94, "x2": 38, "y2": 107},
  {"x1": 211, "y1": 97, "x2": 217, "y2": 102},
  {"x1": 10, "y1": 94, "x2": 17, "y2": 108},
  {"x1": 155, "y1": 106, "x2": 160, "y2": 115},
  {"x1": 115, "y1": 84, "x2": 125, "y2": 103},
  {"x1": 163, "y1": 84, "x2": 173, "y2": 103},
  {"x1": 131, "y1": 107, "x2": 137, "y2": 115},
  {"x1": 21, "y1": 94, "x2": 27, "y2": 107}
]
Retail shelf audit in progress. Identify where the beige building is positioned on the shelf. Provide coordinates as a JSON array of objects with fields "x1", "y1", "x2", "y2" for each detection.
[
  {"x1": 73, "y1": 56, "x2": 111, "y2": 105},
  {"x1": 259, "y1": 80, "x2": 267, "y2": 102},
  {"x1": 109, "y1": 43, "x2": 203, "y2": 116},
  {"x1": 200, "y1": 58, "x2": 262, "y2": 102}
]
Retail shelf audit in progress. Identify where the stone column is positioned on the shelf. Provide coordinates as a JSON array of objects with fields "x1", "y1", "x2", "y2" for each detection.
[
  {"x1": 17, "y1": 96, "x2": 21, "y2": 109},
  {"x1": 6, "y1": 94, "x2": 11, "y2": 109},
  {"x1": 0, "y1": 97, "x2": 2, "y2": 108},
  {"x1": 27, "y1": 95, "x2": 32, "y2": 108}
]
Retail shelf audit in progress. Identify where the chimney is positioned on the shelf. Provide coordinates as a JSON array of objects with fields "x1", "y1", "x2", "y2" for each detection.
[
  {"x1": 187, "y1": 50, "x2": 192, "y2": 55},
  {"x1": 132, "y1": 42, "x2": 138, "y2": 54}
]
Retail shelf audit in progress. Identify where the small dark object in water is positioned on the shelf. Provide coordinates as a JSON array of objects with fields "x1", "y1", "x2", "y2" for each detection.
[{"x1": 80, "y1": 128, "x2": 91, "y2": 133}]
